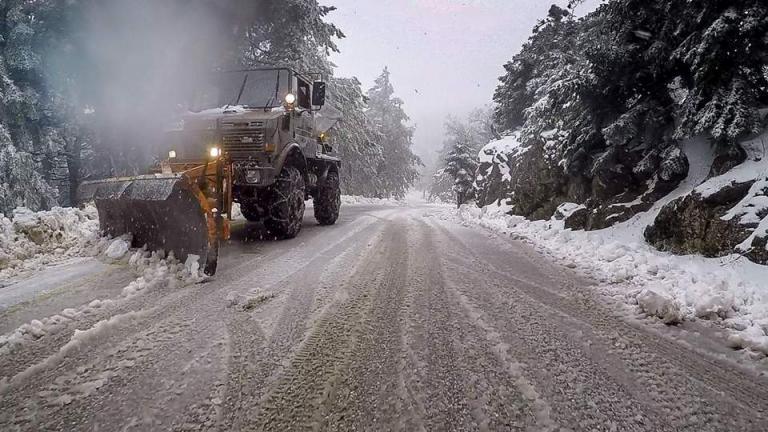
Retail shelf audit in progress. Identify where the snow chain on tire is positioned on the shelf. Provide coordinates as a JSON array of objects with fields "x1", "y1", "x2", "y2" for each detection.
[
  {"x1": 314, "y1": 170, "x2": 341, "y2": 225},
  {"x1": 264, "y1": 166, "x2": 306, "y2": 238}
]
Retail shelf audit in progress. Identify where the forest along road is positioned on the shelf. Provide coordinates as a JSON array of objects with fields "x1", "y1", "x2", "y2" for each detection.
[{"x1": 1, "y1": 202, "x2": 768, "y2": 432}]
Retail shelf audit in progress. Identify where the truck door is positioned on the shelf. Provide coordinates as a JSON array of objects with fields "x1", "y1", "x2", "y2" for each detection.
[{"x1": 295, "y1": 76, "x2": 317, "y2": 156}]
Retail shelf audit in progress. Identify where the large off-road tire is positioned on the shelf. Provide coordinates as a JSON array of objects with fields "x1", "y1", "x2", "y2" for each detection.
[
  {"x1": 263, "y1": 166, "x2": 306, "y2": 239},
  {"x1": 239, "y1": 201, "x2": 262, "y2": 222},
  {"x1": 314, "y1": 170, "x2": 341, "y2": 225}
]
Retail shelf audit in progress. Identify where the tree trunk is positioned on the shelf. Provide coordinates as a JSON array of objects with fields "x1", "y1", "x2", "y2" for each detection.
[
  {"x1": 456, "y1": 191, "x2": 465, "y2": 208},
  {"x1": 66, "y1": 137, "x2": 82, "y2": 207}
]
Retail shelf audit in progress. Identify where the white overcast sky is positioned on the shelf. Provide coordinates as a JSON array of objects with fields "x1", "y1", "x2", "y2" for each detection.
[{"x1": 324, "y1": 0, "x2": 602, "y2": 164}]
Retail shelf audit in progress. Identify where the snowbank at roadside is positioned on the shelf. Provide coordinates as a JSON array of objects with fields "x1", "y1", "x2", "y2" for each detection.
[
  {"x1": 0, "y1": 206, "x2": 109, "y2": 280},
  {"x1": 449, "y1": 202, "x2": 768, "y2": 358},
  {"x1": 341, "y1": 195, "x2": 406, "y2": 206}
]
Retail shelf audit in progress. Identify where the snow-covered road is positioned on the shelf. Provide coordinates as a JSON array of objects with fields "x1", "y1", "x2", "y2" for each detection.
[{"x1": 1, "y1": 202, "x2": 768, "y2": 431}]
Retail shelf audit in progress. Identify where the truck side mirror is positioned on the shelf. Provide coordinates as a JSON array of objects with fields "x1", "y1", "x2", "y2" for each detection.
[{"x1": 312, "y1": 81, "x2": 326, "y2": 107}]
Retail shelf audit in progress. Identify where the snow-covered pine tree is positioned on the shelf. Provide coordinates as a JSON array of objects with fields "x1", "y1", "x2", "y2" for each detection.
[
  {"x1": 669, "y1": 1, "x2": 768, "y2": 144},
  {"x1": 489, "y1": 0, "x2": 768, "y2": 215},
  {"x1": 366, "y1": 67, "x2": 421, "y2": 199},
  {"x1": 443, "y1": 124, "x2": 479, "y2": 208},
  {"x1": 327, "y1": 76, "x2": 384, "y2": 196},
  {"x1": 0, "y1": 0, "x2": 61, "y2": 215},
  {"x1": 429, "y1": 110, "x2": 494, "y2": 203},
  {"x1": 492, "y1": 3, "x2": 596, "y2": 171},
  {"x1": 493, "y1": 5, "x2": 579, "y2": 135},
  {"x1": 428, "y1": 168, "x2": 455, "y2": 203},
  {"x1": 241, "y1": 0, "x2": 343, "y2": 75}
]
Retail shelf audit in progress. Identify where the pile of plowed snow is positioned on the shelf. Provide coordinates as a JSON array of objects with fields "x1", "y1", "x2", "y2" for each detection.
[
  {"x1": 0, "y1": 245, "x2": 205, "y2": 360},
  {"x1": 0, "y1": 206, "x2": 109, "y2": 279}
]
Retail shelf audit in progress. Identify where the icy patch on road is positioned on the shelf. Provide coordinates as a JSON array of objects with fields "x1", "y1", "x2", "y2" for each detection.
[
  {"x1": 0, "y1": 206, "x2": 108, "y2": 280},
  {"x1": 434, "y1": 203, "x2": 768, "y2": 359}
]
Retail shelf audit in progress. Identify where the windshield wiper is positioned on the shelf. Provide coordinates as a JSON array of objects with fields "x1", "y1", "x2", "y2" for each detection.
[
  {"x1": 263, "y1": 69, "x2": 282, "y2": 112},
  {"x1": 224, "y1": 74, "x2": 249, "y2": 112}
]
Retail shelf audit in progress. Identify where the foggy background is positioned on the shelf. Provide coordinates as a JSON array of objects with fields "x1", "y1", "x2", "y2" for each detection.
[
  {"x1": 45, "y1": 0, "x2": 259, "y2": 170},
  {"x1": 325, "y1": 0, "x2": 602, "y2": 166},
  {"x1": 51, "y1": 0, "x2": 602, "y2": 169}
]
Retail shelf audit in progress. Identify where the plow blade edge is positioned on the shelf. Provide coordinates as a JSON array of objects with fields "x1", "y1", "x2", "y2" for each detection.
[{"x1": 78, "y1": 175, "x2": 219, "y2": 275}]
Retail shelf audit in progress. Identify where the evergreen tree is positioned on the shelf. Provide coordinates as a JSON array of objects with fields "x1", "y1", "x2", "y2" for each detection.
[
  {"x1": 366, "y1": 67, "x2": 421, "y2": 199},
  {"x1": 444, "y1": 132, "x2": 479, "y2": 208},
  {"x1": 428, "y1": 168, "x2": 455, "y2": 203},
  {"x1": 491, "y1": 0, "x2": 768, "y2": 211},
  {"x1": 327, "y1": 76, "x2": 384, "y2": 196},
  {"x1": 429, "y1": 109, "x2": 494, "y2": 203},
  {"x1": 0, "y1": 0, "x2": 62, "y2": 215},
  {"x1": 241, "y1": 0, "x2": 343, "y2": 75},
  {"x1": 670, "y1": 1, "x2": 768, "y2": 143}
]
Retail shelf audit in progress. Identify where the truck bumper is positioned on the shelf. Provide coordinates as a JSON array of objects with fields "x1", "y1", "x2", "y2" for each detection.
[{"x1": 232, "y1": 162, "x2": 277, "y2": 187}]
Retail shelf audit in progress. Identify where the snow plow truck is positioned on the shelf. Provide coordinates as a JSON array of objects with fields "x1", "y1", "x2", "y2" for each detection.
[{"x1": 78, "y1": 68, "x2": 342, "y2": 276}]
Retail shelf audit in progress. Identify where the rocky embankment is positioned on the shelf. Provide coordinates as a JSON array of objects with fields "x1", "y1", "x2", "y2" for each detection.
[
  {"x1": 475, "y1": 126, "x2": 768, "y2": 265},
  {"x1": 645, "y1": 130, "x2": 768, "y2": 264}
]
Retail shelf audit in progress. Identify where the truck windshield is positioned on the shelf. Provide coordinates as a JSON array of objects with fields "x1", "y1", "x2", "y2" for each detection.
[{"x1": 188, "y1": 69, "x2": 290, "y2": 112}]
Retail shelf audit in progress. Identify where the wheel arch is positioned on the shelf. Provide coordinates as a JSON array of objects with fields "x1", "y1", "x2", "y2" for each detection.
[
  {"x1": 276, "y1": 143, "x2": 308, "y2": 182},
  {"x1": 313, "y1": 159, "x2": 340, "y2": 184}
]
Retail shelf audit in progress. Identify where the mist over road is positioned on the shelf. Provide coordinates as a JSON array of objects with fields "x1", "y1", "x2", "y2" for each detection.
[{"x1": 1, "y1": 202, "x2": 768, "y2": 431}]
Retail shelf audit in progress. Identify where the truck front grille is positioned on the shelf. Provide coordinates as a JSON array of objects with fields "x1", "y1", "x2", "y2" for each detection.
[{"x1": 222, "y1": 129, "x2": 266, "y2": 158}]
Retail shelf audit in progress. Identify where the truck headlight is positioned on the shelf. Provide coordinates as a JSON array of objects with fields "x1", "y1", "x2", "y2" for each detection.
[
  {"x1": 209, "y1": 147, "x2": 221, "y2": 158},
  {"x1": 168, "y1": 150, "x2": 177, "y2": 159},
  {"x1": 284, "y1": 93, "x2": 296, "y2": 104}
]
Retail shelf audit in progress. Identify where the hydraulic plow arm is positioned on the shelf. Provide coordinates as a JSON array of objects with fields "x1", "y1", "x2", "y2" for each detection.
[{"x1": 78, "y1": 158, "x2": 233, "y2": 276}]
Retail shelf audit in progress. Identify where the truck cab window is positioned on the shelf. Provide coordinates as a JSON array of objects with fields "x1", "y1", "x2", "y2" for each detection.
[{"x1": 297, "y1": 78, "x2": 311, "y2": 109}]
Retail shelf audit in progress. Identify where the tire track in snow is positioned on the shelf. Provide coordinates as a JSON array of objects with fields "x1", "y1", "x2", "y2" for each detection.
[
  {"x1": 316, "y1": 218, "x2": 417, "y2": 431},
  {"x1": 428, "y1": 216, "x2": 768, "y2": 431},
  {"x1": 408, "y1": 218, "x2": 542, "y2": 431},
  {"x1": 426, "y1": 220, "x2": 667, "y2": 431},
  {"x1": 245, "y1": 227, "x2": 396, "y2": 431},
  {"x1": 221, "y1": 213, "x2": 390, "y2": 430}
]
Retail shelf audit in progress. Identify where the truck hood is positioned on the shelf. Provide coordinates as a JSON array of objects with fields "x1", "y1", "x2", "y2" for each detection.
[{"x1": 168, "y1": 107, "x2": 284, "y2": 132}]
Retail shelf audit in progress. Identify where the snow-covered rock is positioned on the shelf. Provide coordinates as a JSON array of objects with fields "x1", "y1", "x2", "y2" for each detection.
[{"x1": 646, "y1": 129, "x2": 768, "y2": 265}]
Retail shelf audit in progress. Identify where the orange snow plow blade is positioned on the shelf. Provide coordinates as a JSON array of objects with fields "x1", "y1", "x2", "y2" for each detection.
[{"x1": 78, "y1": 162, "x2": 231, "y2": 275}]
